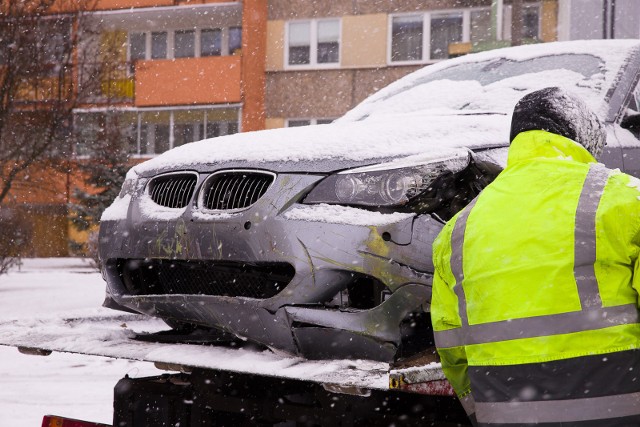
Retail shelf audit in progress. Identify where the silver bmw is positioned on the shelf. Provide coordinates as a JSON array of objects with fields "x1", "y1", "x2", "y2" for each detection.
[{"x1": 99, "y1": 40, "x2": 640, "y2": 361}]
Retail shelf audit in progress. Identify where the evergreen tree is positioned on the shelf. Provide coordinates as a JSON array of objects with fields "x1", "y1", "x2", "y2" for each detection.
[{"x1": 69, "y1": 112, "x2": 131, "y2": 261}]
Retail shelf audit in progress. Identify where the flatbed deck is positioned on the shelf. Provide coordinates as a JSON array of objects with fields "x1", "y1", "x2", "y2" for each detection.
[{"x1": 0, "y1": 312, "x2": 449, "y2": 394}]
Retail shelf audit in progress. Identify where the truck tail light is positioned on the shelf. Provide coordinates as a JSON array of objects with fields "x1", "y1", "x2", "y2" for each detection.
[{"x1": 41, "y1": 415, "x2": 111, "y2": 427}]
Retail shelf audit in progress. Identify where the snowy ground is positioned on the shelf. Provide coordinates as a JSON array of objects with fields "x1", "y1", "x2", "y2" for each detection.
[{"x1": 0, "y1": 258, "x2": 162, "y2": 427}]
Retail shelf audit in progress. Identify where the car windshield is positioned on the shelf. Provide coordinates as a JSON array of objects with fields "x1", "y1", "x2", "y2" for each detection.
[{"x1": 341, "y1": 53, "x2": 610, "y2": 122}]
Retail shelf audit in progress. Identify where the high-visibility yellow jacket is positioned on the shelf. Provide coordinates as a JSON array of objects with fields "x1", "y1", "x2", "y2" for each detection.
[{"x1": 431, "y1": 130, "x2": 640, "y2": 425}]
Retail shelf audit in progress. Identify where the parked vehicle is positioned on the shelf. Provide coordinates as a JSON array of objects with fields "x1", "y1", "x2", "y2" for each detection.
[{"x1": 99, "y1": 39, "x2": 640, "y2": 362}]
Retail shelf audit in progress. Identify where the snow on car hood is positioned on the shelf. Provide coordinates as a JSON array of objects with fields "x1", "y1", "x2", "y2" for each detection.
[{"x1": 132, "y1": 110, "x2": 510, "y2": 176}]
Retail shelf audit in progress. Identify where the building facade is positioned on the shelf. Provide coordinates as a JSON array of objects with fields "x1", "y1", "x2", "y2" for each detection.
[{"x1": 264, "y1": 0, "x2": 558, "y2": 129}]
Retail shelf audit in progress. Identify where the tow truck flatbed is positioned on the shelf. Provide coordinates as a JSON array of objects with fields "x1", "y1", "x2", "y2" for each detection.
[{"x1": 0, "y1": 312, "x2": 449, "y2": 395}]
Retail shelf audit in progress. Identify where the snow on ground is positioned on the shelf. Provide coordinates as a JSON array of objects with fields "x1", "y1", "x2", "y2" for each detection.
[{"x1": 0, "y1": 258, "x2": 162, "y2": 427}]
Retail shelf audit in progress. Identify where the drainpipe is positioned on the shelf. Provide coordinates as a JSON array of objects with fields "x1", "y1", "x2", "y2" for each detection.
[
  {"x1": 491, "y1": 0, "x2": 504, "y2": 42},
  {"x1": 511, "y1": 0, "x2": 524, "y2": 46}
]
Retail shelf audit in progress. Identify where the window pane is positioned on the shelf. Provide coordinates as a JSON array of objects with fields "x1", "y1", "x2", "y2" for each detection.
[
  {"x1": 151, "y1": 31, "x2": 167, "y2": 59},
  {"x1": 430, "y1": 13, "x2": 463, "y2": 60},
  {"x1": 470, "y1": 9, "x2": 492, "y2": 44},
  {"x1": 174, "y1": 110, "x2": 203, "y2": 146},
  {"x1": 316, "y1": 118, "x2": 334, "y2": 125},
  {"x1": 141, "y1": 111, "x2": 170, "y2": 154},
  {"x1": 201, "y1": 29, "x2": 222, "y2": 56},
  {"x1": 154, "y1": 125, "x2": 170, "y2": 153},
  {"x1": 522, "y1": 6, "x2": 539, "y2": 40},
  {"x1": 391, "y1": 16, "x2": 423, "y2": 62},
  {"x1": 229, "y1": 26, "x2": 242, "y2": 55},
  {"x1": 317, "y1": 20, "x2": 339, "y2": 64},
  {"x1": 288, "y1": 120, "x2": 311, "y2": 127},
  {"x1": 130, "y1": 32, "x2": 146, "y2": 61},
  {"x1": 174, "y1": 124, "x2": 196, "y2": 147},
  {"x1": 174, "y1": 30, "x2": 195, "y2": 58},
  {"x1": 289, "y1": 21, "x2": 310, "y2": 65},
  {"x1": 205, "y1": 108, "x2": 239, "y2": 137},
  {"x1": 41, "y1": 18, "x2": 71, "y2": 63},
  {"x1": 615, "y1": 0, "x2": 640, "y2": 38},
  {"x1": 569, "y1": 0, "x2": 603, "y2": 39},
  {"x1": 227, "y1": 121, "x2": 239, "y2": 135}
]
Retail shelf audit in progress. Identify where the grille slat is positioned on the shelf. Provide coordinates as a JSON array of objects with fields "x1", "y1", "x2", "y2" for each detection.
[
  {"x1": 119, "y1": 259, "x2": 295, "y2": 299},
  {"x1": 229, "y1": 175, "x2": 246, "y2": 210},
  {"x1": 148, "y1": 173, "x2": 197, "y2": 209},
  {"x1": 202, "y1": 171, "x2": 274, "y2": 211}
]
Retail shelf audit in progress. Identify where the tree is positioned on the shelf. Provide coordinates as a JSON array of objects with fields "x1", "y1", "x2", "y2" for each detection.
[
  {"x1": 69, "y1": 112, "x2": 131, "y2": 260},
  {"x1": 0, "y1": 0, "x2": 126, "y2": 271}
]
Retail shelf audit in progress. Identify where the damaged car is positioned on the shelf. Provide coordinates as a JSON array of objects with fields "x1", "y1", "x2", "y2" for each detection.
[{"x1": 99, "y1": 39, "x2": 640, "y2": 362}]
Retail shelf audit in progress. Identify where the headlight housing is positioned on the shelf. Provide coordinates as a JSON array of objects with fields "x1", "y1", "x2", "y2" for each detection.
[
  {"x1": 304, "y1": 149, "x2": 472, "y2": 208},
  {"x1": 118, "y1": 170, "x2": 142, "y2": 198}
]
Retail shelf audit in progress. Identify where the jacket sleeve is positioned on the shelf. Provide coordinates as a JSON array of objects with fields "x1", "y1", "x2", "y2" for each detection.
[{"x1": 431, "y1": 225, "x2": 472, "y2": 400}]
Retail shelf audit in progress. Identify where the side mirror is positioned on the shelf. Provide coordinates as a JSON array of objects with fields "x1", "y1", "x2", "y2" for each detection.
[{"x1": 620, "y1": 111, "x2": 640, "y2": 133}]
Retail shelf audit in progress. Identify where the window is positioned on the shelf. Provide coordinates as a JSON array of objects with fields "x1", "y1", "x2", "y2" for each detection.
[
  {"x1": 522, "y1": 5, "x2": 539, "y2": 40},
  {"x1": 201, "y1": 29, "x2": 222, "y2": 56},
  {"x1": 317, "y1": 20, "x2": 339, "y2": 63},
  {"x1": 287, "y1": 118, "x2": 335, "y2": 127},
  {"x1": 129, "y1": 32, "x2": 146, "y2": 61},
  {"x1": 41, "y1": 18, "x2": 72, "y2": 64},
  {"x1": 229, "y1": 27, "x2": 242, "y2": 55},
  {"x1": 389, "y1": 5, "x2": 539, "y2": 63},
  {"x1": 391, "y1": 15, "x2": 423, "y2": 62},
  {"x1": 287, "y1": 19, "x2": 340, "y2": 67},
  {"x1": 87, "y1": 108, "x2": 241, "y2": 156},
  {"x1": 430, "y1": 13, "x2": 463, "y2": 60},
  {"x1": 129, "y1": 27, "x2": 241, "y2": 61},
  {"x1": 174, "y1": 30, "x2": 195, "y2": 58},
  {"x1": 470, "y1": 9, "x2": 492, "y2": 44},
  {"x1": 151, "y1": 31, "x2": 167, "y2": 59},
  {"x1": 288, "y1": 22, "x2": 310, "y2": 65}
]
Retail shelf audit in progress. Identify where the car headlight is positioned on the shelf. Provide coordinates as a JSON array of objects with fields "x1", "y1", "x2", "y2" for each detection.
[{"x1": 304, "y1": 149, "x2": 472, "y2": 207}]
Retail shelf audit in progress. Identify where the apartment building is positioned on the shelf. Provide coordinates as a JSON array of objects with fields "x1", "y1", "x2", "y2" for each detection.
[
  {"x1": 76, "y1": 0, "x2": 266, "y2": 157},
  {"x1": 2, "y1": 0, "x2": 267, "y2": 256},
  {"x1": 264, "y1": 0, "x2": 558, "y2": 129}
]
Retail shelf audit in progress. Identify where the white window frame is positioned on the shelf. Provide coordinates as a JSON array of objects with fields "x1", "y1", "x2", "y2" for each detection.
[
  {"x1": 128, "y1": 27, "x2": 238, "y2": 63},
  {"x1": 286, "y1": 118, "x2": 335, "y2": 127},
  {"x1": 387, "y1": 3, "x2": 541, "y2": 65},
  {"x1": 284, "y1": 18, "x2": 342, "y2": 70}
]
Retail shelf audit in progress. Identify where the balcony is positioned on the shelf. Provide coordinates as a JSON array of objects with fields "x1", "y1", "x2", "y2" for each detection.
[{"x1": 134, "y1": 56, "x2": 242, "y2": 107}]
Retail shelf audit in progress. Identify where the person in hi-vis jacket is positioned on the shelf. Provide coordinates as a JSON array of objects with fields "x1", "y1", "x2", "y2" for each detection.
[{"x1": 431, "y1": 87, "x2": 640, "y2": 426}]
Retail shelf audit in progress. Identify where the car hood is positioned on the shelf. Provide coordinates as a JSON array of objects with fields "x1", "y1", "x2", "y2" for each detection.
[{"x1": 132, "y1": 110, "x2": 510, "y2": 176}]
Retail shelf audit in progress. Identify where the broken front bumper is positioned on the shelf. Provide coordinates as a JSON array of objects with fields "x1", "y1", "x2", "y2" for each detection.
[{"x1": 99, "y1": 173, "x2": 442, "y2": 361}]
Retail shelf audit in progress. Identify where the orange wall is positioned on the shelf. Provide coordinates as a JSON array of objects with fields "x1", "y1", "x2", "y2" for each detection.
[
  {"x1": 47, "y1": 0, "x2": 237, "y2": 12},
  {"x1": 240, "y1": 0, "x2": 267, "y2": 132},
  {"x1": 134, "y1": 56, "x2": 242, "y2": 107},
  {"x1": 95, "y1": 0, "x2": 233, "y2": 9}
]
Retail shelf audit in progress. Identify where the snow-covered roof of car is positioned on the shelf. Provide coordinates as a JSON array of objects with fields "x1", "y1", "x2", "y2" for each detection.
[
  {"x1": 341, "y1": 39, "x2": 639, "y2": 123},
  {"x1": 132, "y1": 39, "x2": 640, "y2": 176}
]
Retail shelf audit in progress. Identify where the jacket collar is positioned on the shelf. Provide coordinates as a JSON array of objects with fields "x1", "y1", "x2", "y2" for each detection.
[{"x1": 507, "y1": 130, "x2": 597, "y2": 167}]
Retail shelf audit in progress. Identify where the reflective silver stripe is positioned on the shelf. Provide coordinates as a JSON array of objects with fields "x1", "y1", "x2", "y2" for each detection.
[
  {"x1": 476, "y1": 391, "x2": 640, "y2": 424},
  {"x1": 459, "y1": 393, "x2": 476, "y2": 417},
  {"x1": 434, "y1": 303, "x2": 639, "y2": 348},
  {"x1": 574, "y1": 163, "x2": 609, "y2": 309},
  {"x1": 451, "y1": 199, "x2": 477, "y2": 327},
  {"x1": 434, "y1": 326, "x2": 464, "y2": 348}
]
